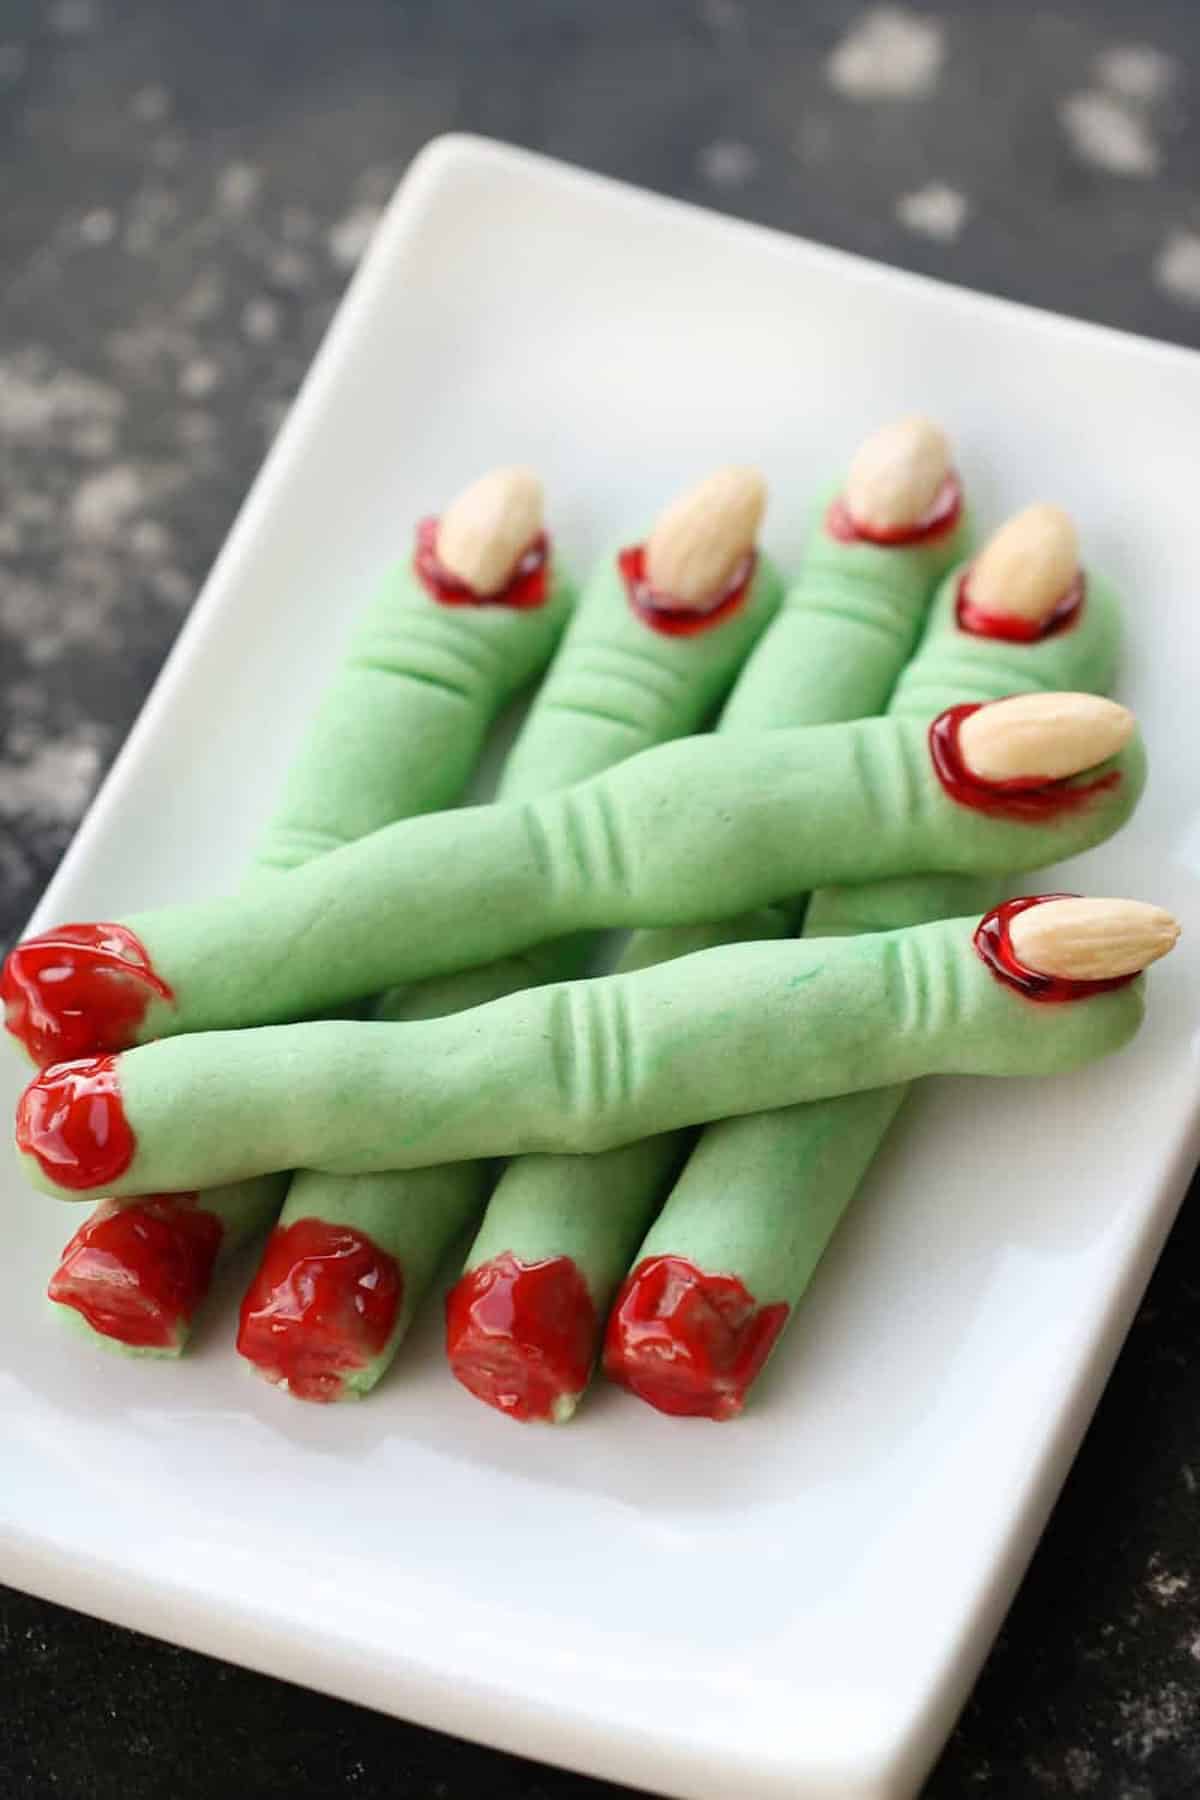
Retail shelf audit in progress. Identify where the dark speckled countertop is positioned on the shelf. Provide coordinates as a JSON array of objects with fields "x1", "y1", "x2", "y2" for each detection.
[{"x1": 2, "y1": 3, "x2": 1199, "y2": 1796}]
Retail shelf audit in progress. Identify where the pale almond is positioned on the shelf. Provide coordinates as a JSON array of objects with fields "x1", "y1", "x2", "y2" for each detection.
[
  {"x1": 843, "y1": 415, "x2": 951, "y2": 531},
  {"x1": 1009, "y1": 897, "x2": 1180, "y2": 981},
  {"x1": 436, "y1": 466, "x2": 543, "y2": 596},
  {"x1": 958, "y1": 692, "x2": 1134, "y2": 783},
  {"x1": 969, "y1": 503, "x2": 1078, "y2": 622},
  {"x1": 644, "y1": 467, "x2": 766, "y2": 609}
]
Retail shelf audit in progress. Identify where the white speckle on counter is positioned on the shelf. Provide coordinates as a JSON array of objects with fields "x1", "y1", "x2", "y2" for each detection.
[
  {"x1": 217, "y1": 162, "x2": 262, "y2": 215},
  {"x1": 47, "y1": 0, "x2": 94, "y2": 36},
  {"x1": 1059, "y1": 91, "x2": 1159, "y2": 176},
  {"x1": 1154, "y1": 232, "x2": 1200, "y2": 307},
  {"x1": 827, "y1": 7, "x2": 944, "y2": 100},
  {"x1": 698, "y1": 139, "x2": 759, "y2": 189},
  {"x1": 176, "y1": 410, "x2": 218, "y2": 449},
  {"x1": 0, "y1": 355, "x2": 123, "y2": 441},
  {"x1": 1095, "y1": 44, "x2": 1177, "y2": 105},
  {"x1": 241, "y1": 296, "x2": 280, "y2": 343},
  {"x1": 1146, "y1": 1555, "x2": 1191, "y2": 1604},
  {"x1": 0, "y1": 733, "x2": 102, "y2": 824},
  {"x1": 327, "y1": 203, "x2": 383, "y2": 270},
  {"x1": 131, "y1": 83, "x2": 171, "y2": 123},
  {"x1": 1062, "y1": 1745, "x2": 1101, "y2": 1792},
  {"x1": 69, "y1": 463, "x2": 145, "y2": 540},
  {"x1": 1115, "y1": 1681, "x2": 1194, "y2": 1759},
  {"x1": 151, "y1": 566, "x2": 194, "y2": 608},
  {"x1": 178, "y1": 357, "x2": 221, "y2": 399},
  {"x1": 896, "y1": 181, "x2": 968, "y2": 241},
  {"x1": 267, "y1": 246, "x2": 313, "y2": 290},
  {"x1": 123, "y1": 184, "x2": 178, "y2": 255},
  {"x1": 178, "y1": 271, "x2": 225, "y2": 324},
  {"x1": 128, "y1": 518, "x2": 172, "y2": 561},
  {"x1": 78, "y1": 207, "x2": 116, "y2": 247}
]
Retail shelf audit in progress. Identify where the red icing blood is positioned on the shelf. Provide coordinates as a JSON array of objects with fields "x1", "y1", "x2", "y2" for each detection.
[
  {"x1": 237, "y1": 1218, "x2": 403, "y2": 1403},
  {"x1": 413, "y1": 516, "x2": 550, "y2": 609},
  {"x1": 974, "y1": 894, "x2": 1140, "y2": 1004},
  {"x1": 48, "y1": 1194, "x2": 222, "y2": 1350},
  {"x1": 2, "y1": 921, "x2": 173, "y2": 1067},
  {"x1": 826, "y1": 472, "x2": 963, "y2": 547},
  {"x1": 617, "y1": 543, "x2": 757, "y2": 637},
  {"x1": 16, "y1": 1054, "x2": 135, "y2": 1191},
  {"x1": 929, "y1": 703, "x2": 1121, "y2": 821},
  {"x1": 603, "y1": 1254, "x2": 788, "y2": 1421},
  {"x1": 445, "y1": 1252, "x2": 597, "y2": 1422},
  {"x1": 956, "y1": 568, "x2": 1085, "y2": 642}
]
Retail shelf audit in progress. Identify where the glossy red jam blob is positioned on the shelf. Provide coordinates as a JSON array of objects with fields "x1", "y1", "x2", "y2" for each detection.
[
  {"x1": 956, "y1": 568, "x2": 1085, "y2": 642},
  {"x1": 929, "y1": 703, "x2": 1121, "y2": 821},
  {"x1": 236, "y1": 1218, "x2": 403, "y2": 1403},
  {"x1": 826, "y1": 472, "x2": 963, "y2": 547},
  {"x1": 2, "y1": 922, "x2": 173, "y2": 1067},
  {"x1": 445, "y1": 1252, "x2": 597, "y2": 1422},
  {"x1": 48, "y1": 1194, "x2": 222, "y2": 1350},
  {"x1": 16, "y1": 1054, "x2": 135, "y2": 1191},
  {"x1": 603, "y1": 1255, "x2": 788, "y2": 1420},
  {"x1": 413, "y1": 516, "x2": 550, "y2": 609},
  {"x1": 974, "y1": 894, "x2": 1140, "y2": 1004},
  {"x1": 617, "y1": 544, "x2": 757, "y2": 637}
]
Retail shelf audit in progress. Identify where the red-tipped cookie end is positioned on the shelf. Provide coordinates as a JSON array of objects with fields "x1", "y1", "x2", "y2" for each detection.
[
  {"x1": 17, "y1": 1053, "x2": 135, "y2": 1191},
  {"x1": 603, "y1": 1255, "x2": 789, "y2": 1421},
  {"x1": 48, "y1": 1195, "x2": 222, "y2": 1351},
  {"x1": 445, "y1": 1252, "x2": 597, "y2": 1423},
  {"x1": 237, "y1": 1218, "x2": 403, "y2": 1403},
  {"x1": 2, "y1": 922, "x2": 172, "y2": 1066}
]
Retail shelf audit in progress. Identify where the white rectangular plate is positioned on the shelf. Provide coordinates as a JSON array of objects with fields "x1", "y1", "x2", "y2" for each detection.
[{"x1": 3, "y1": 136, "x2": 1199, "y2": 1800}]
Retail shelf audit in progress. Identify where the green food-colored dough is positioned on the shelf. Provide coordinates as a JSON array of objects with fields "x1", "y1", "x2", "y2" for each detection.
[
  {"x1": 51, "y1": 1175, "x2": 290, "y2": 1360},
  {"x1": 117, "y1": 698, "x2": 1143, "y2": 1039},
  {"x1": 27, "y1": 918, "x2": 1146, "y2": 1200},
  {"x1": 50, "y1": 546, "x2": 574, "y2": 1356},
  {"x1": 719, "y1": 484, "x2": 970, "y2": 732},
  {"x1": 260, "y1": 548, "x2": 783, "y2": 1392},
  {"x1": 626, "y1": 560, "x2": 1127, "y2": 1406},
  {"x1": 496, "y1": 546, "x2": 782, "y2": 800}
]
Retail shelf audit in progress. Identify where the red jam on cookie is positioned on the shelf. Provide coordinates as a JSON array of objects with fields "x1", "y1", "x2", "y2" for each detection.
[
  {"x1": 603, "y1": 1254, "x2": 788, "y2": 1421},
  {"x1": 413, "y1": 517, "x2": 550, "y2": 609},
  {"x1": 2, "y1": 922, "x2": 172, "y2": 1067},
  {"x1": 445, "y1": 1252, "x2": 597, "y2": 1422},
  {"x1": 237, "y1": 1218, "x2": 403, "y2": 1402}
]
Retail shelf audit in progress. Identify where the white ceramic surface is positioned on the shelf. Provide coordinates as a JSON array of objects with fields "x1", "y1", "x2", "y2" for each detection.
[{"x1": 3, "y1": 136, "x2": 1199, "y2": 1800}]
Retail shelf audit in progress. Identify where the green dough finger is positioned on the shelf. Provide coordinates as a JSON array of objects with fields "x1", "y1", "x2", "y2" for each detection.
[
  {"x1": 605, "y1": 523, "x2": 1129, "y2": 1419},
  {"x1": 31, "y1": 690, "x2": 1140, "y2": 1042},
  {"x1": 251, "y1": 553, "x2": 572, "y2": 874},
  {"x1": 233, "y1": 475, "x2": 782, "y2": 1399},
  {"x1": 497, "y1": 544, "x2": 782, "y2": 800},
  {"x1": 19, "y1": 914, "x2": 1150, "y2": 1200},
  {"x1": 39, "y1": 470, "x2": 575, "y2": 1356},
  {"x1": 720, "y1": 482, "x2": 969, "y2": 732}
]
